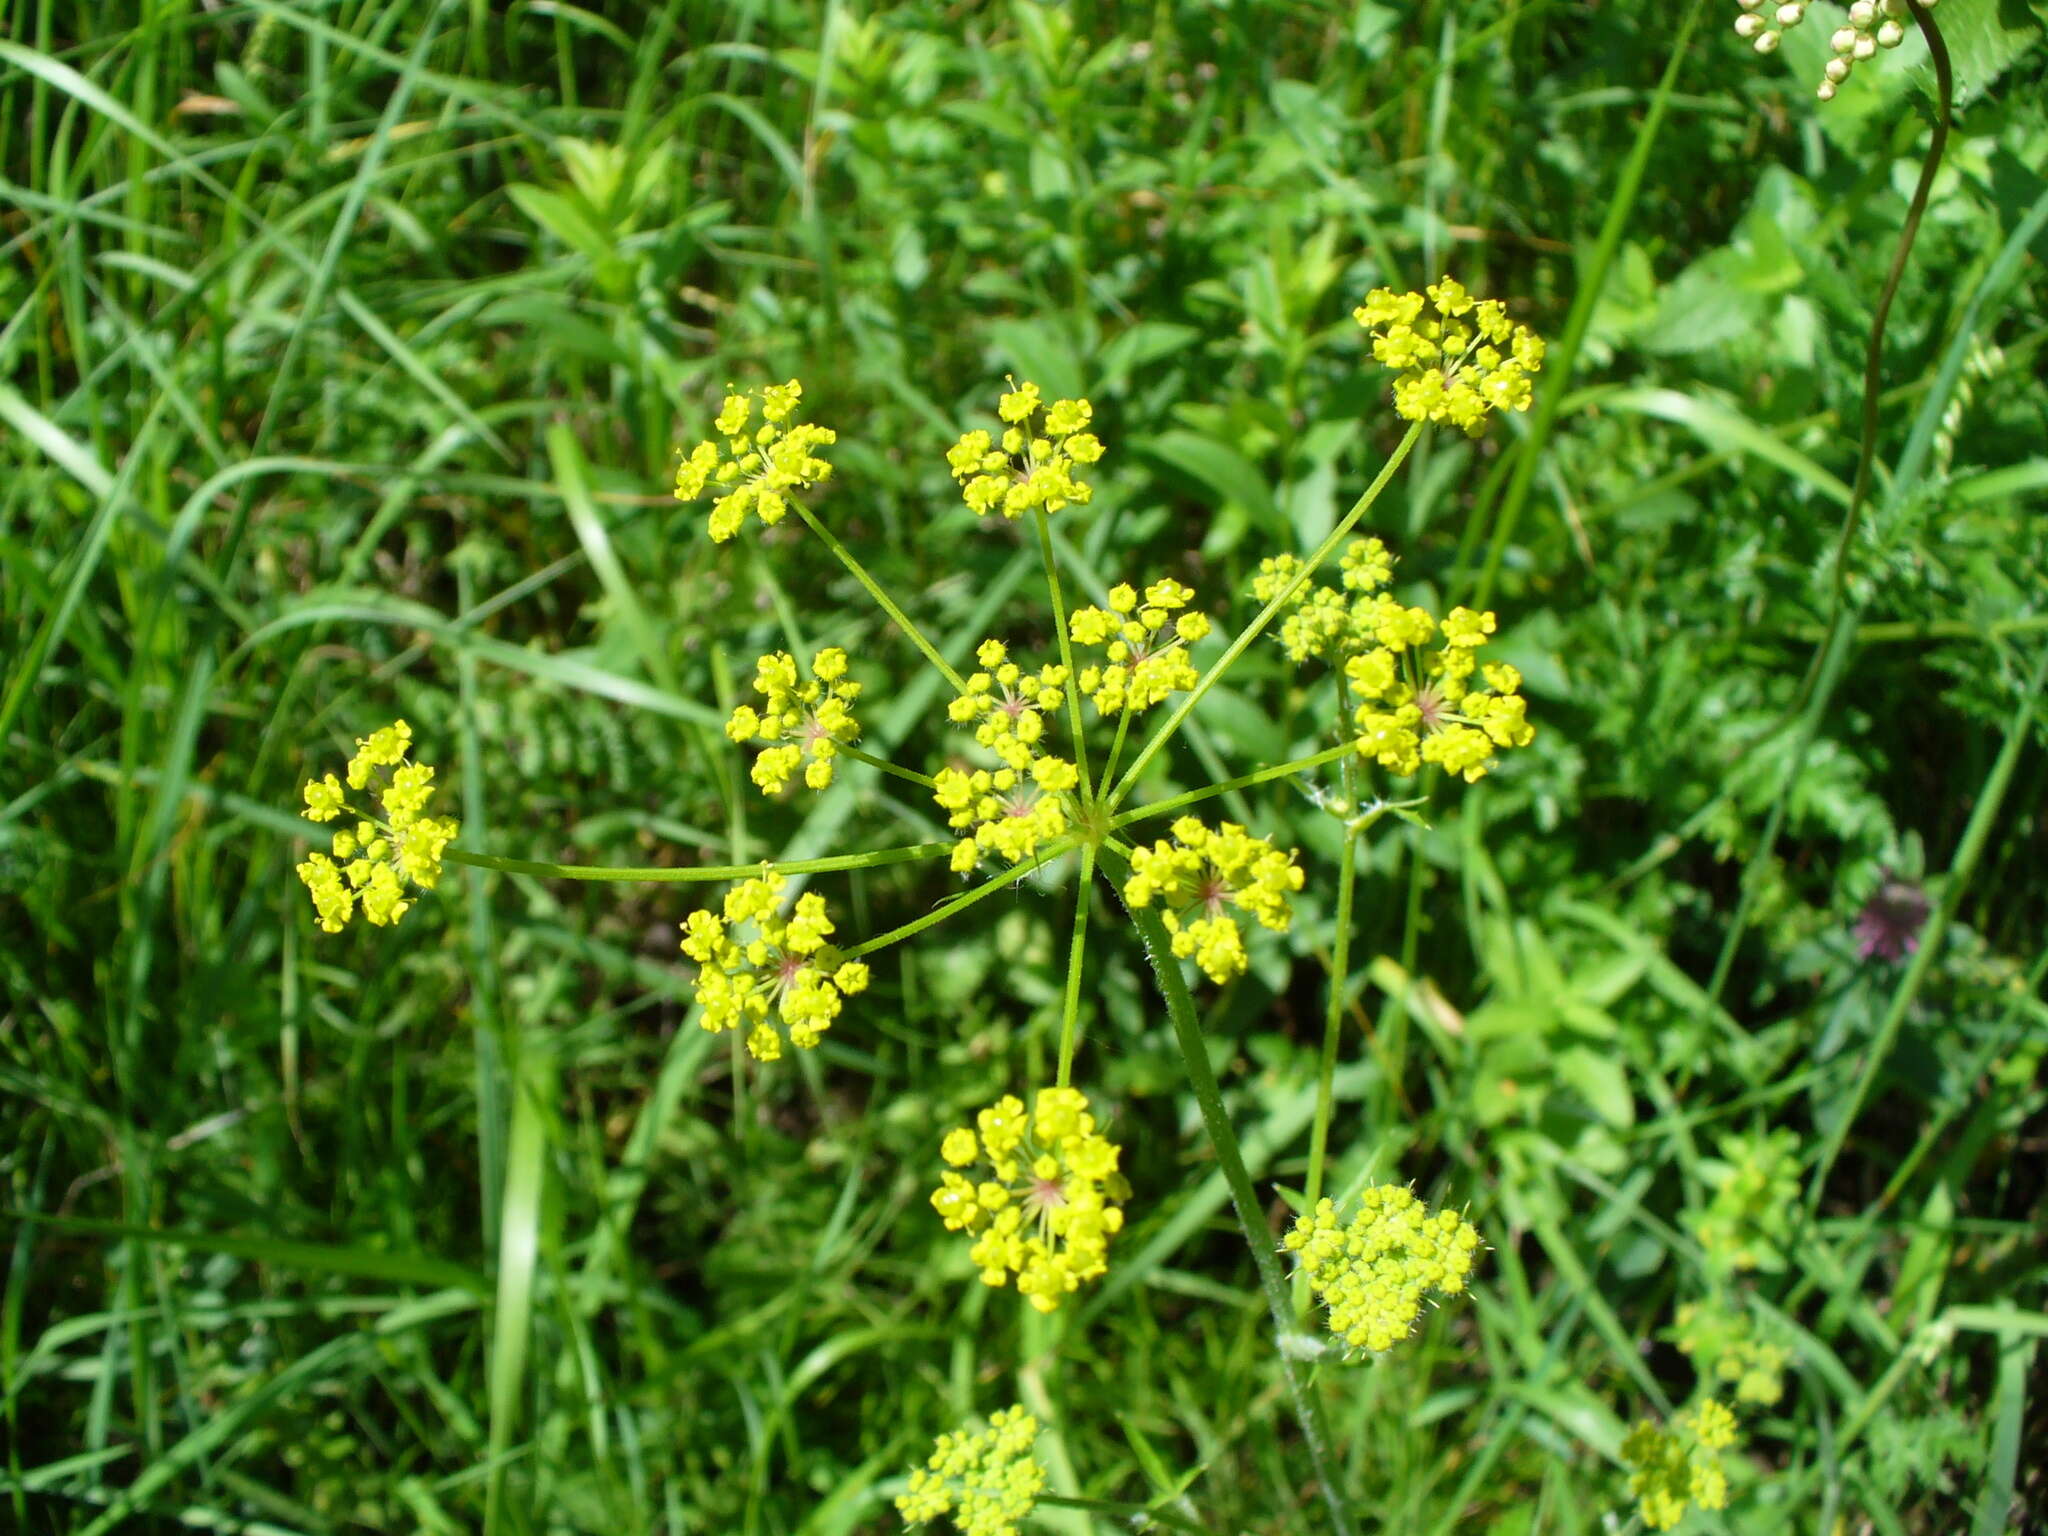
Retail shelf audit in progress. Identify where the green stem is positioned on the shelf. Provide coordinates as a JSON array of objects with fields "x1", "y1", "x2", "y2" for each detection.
[
  {"x1": 1700, "y1": 8, "x2": 1952, "y2": 1015},
  {"x1": 1034, "y1": 507, "x2": 1094, "y2": 798},
  {"x1": 1107, "y1": 742, "x2": 1360, "y2": 832},
  {"x1": 1054, "y1": 844, "x2": 1099, "y2": 1087},
  {"x1": 794, "y1": 501, "x2": 967, "y2": 693},
  {"x1": 443, "y1": 841, "x2": 950, "y2": 883},
  {"x1": 1116, "y1": 891, "x2": 1358, "y2": 1536},
  {"x1": 837, "y1": 743, "x2": 933, "y2": 788},
  {"x1": 1804, "y1": 643, "x2": 2045, "y2": 1215},
  {"x1": 1096, "y1": 701, "x2": 1135, "y2": 803},
  {"x1": 1108, "y1": 421, "x2": 1424, "y2": 812},
  {"x1": 1303, "y1": 821, "x2": 1362, "y2": 1222},
  {"x1": 845, "y1": 836, "x2": 1077, "y2": 959}
]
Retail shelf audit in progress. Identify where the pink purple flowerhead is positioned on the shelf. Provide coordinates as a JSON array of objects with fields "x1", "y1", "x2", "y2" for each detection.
[{"x1": 1854, "y1": 871, "x2": 1929, "y2": 962}]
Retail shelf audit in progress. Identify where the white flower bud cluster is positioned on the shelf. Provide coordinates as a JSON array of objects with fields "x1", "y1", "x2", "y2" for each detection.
[{"x1": 1732, "y1": 0, "x2": 1934, "y2": 99}]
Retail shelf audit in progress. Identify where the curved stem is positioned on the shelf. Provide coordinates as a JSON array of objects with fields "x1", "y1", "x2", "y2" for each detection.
[
  {"x1": 792, "y1": 502, "x2": 967, "y2": 694},
  {"x1": 1053, "y1": 843, "x2": 1098, "y2": 1087},
  {"x1": 1114, "y1": 888, "x2": 1358, "y2": 1536},
  {"x1": 444, "y1": 841, "x2": 950, "y2": 883},
  {"x1": 1107, "y1": 742, "x2": 1360, "y2": 832},
  {"x1": 1701, "y1": 8, "x2": 1952, "y2": 1014},
  {"x1": 1034, "y1": 507, "x2": 1094, "y2": 797}
]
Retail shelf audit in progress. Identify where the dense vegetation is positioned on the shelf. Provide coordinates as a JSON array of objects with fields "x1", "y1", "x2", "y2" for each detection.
[{"x1": 4, "y1": 1, "x2": 2046, "y2": 1532}]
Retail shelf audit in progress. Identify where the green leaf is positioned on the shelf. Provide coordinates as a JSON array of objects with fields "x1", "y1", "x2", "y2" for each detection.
[
  {"x1": 1932, "y1": 0, "x2": 2044, "y2": 108},
  {"x1": 1555, "y1": 1046, "x2": 1636, "y2": 1130}
]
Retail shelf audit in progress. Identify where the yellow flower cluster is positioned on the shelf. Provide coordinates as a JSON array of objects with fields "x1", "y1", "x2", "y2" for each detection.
[
  {"x1": 1674, "y1": 1304, "x2": 1789, "y2": 1408},
  {"x1": 933, "y1": 754, "x2": 1080, "y2": 874},
  {"x1": 1122, "y1": 817, "x2": 1304, "y2": 984},
  {"x1": 1693, "y1": 1128, "x2": 1801, "y2": 1274},
  {"x1": 1621, "y1": 1399, "x2": 1739, "y2": 1531},
  {"x1": 1283, "y1": 1186, "x2": 1483, "y2": 1354},
  {"x1": 295, "y1": 721, "x2": 460, "y2": 932},
  {"x1": 725, "y1": 647, "x2": 861, "y2": 794},
  {"x1": 896, "y1": 1406, "x2": 1046, "y2": 1536},
  {"x1": 673, "y1": 379, "x2": 837, "y2": 542},
  {"x1": 1250, "y1": 536, "x2": 1399, "y2": 664},
  {"x1": 1356, "y1": 278, "x2": 1544, "y2": 435},
  {"x1": 947, "y1": 639, "x2": 1069, "y2": 770},
  {"x1": 1068, "y1": 578, "x2": 1210, "y2": 716},
  {"x1": 930, "y1": 1088, "x2": 1127, "y2": 1312},
  {"x1": 946, "y1": 381, "x2": 1104, "y2": 518},
  {"x1": 678, "y1": 871, "x2": 870, "y2": 1062},
  {"x1": 1346, "y1": 603, "x2": 1534, "y2": 782}
]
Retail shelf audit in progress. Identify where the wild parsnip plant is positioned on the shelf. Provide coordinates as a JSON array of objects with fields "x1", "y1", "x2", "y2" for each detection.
[
  {"x1": 291, "y1": 283, "x2": 1545, "y2": 1527},
  {"x1": 10, "y1": 3, "x2": 2046, "y2": 1533}
]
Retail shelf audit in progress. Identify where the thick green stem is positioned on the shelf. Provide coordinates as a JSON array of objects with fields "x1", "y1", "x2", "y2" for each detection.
[
  {"x1": 1054, "y1": 844, "x2": 1099, "y2": 1087},
  {"x1": 793, "y1": 501, "x2": 966, "y2": 693},
  {"x1": 444, "y1": 842, "x2": 950, "y2": 883},
  {"x1": 1034, "y1": 506, "x2": 1094, "y2": 797},
  {"x1": 1108, "y1": 742, "x2": 1360, "y2": 832},
  {"x1": 1108, "y1": 421, "x2": 1423, "y2": 812},
  {"x1": 845, "y1": 836, "x2": 1077, "y2": 959},
  {"x1": 1116, "y1": 891, "x2": 1358, "y2": 1536}
]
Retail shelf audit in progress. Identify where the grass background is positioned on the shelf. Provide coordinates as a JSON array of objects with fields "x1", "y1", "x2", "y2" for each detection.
[{"x1": 4, "y1": 0, "x2": 2047, "y2": 1532}]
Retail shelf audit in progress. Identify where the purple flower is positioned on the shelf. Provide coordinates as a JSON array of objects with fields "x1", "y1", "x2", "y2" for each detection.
[{"x1": 1853, "y1": 873, "x2": 1930, "y2": 962}]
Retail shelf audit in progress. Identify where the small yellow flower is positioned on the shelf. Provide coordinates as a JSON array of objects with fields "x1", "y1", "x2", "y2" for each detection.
[
  {"x1": 1355, "y1": 279, "x2": 1544, "y2": 436},
  {"x1": 1621, "y1": 1399, "x2": 1740, "y2": 1531},
  {"x1": 294, "y1": 722, "x2": 460, "y2": 932},
  {"x1": 947, "y1": 639, "x2": 1070, "y2": 771},
  {"x1": 679, "y1": 869, "x2": 869, "y2": 1062},
  {"x1": 896, "y1": 1406, "x2": 1046, "y2": 1536},
  {"x1": 1122, "y1": 818, "x2": 1303, "y2": 984},
  {"x1": 1284, "y1": 1186, "x2": 1483, "y2": 1353},
  {"x1": 674, "y1": 379, "x2": 837, "y2": 542},
  {"x1": 1346, "y1": 604, "x2": 1534, "y2": 782},
  {"x1": 1673, "y1": 1303, "x2": 1790, "y2": 1408},
  {"x1": 930, "y1": 1087, "x2": 1128, "y2": 1312},
  {"x1": 947, "y1": 380, "x2": 1103, "y2": 519},
  {"x1": 932, "y1": 754, "x2": 1079, "y2": 874},
  {"x1": 1068, "y1": 577, "x2": 1210, "y2": 716},
  {"x1": 727, "y1": 647, "x2": 862, "y2": 794}
]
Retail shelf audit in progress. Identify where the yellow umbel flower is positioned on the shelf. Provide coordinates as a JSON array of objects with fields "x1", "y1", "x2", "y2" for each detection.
[
  {"x1": 1673, "y1": 1303, "x2": 1790, "y2": 1408},
  {"x1": 1621, "y1": 1399, "x2": 1740, "y2": 1531},
  {"x1": 946, "y1": 380, "x2": 1104, "y2": 518},
  {"x1": 1285, "y1": 1186, "x2": 1483, "y2": 1353},
  {"x1": 1068, "y1": 578, "x2": 1210, "y2": 716},
  {"x1": 1122, "y1": 818, "x2": 1304, "y2": 984},
  {"x1": 1344, "y1": 603, "x2": 1533, "y2": 781},
  {"x1": 294, "y1": 720, "x2": 460, "y2": 932},
  {"x1": 678, "y1": 870, "x2": 870, "y2": 1061},
  {"x1": 932, "y1": 754, "x2": 1079, "y2": 874},
  {"x1": 896, "y1": 1406, "x2": 1046, "y2": 1536},
  {"x1": 1251, "y1": 537, "x2": 1401, "y2": 664},
  {"x1": 726, "y1": 646, "x2": 862, "y2": 794},
  {"x1": 930, "y1": 1087, "x2": 1128, "y2": 1312},
  {"x1": 674, "y1": 379, "x2": 837, "y2": 542},
  {"x1": 1355, "y1": 278, "x2": 1544, "y2": 436},
  {"x1": 947, "y1": 639, "x2": 1070, "y2": 771}
]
